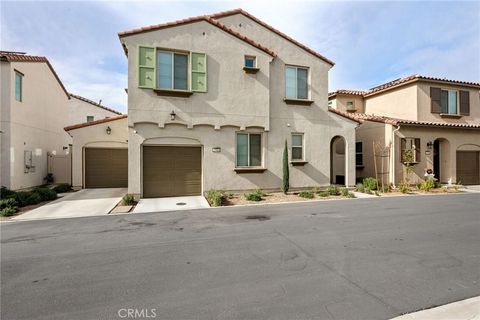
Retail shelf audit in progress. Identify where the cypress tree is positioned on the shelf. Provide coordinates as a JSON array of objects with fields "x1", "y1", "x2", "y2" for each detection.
[{"x1": 282, "y1": 139, "x2": 289, "y2": 193}]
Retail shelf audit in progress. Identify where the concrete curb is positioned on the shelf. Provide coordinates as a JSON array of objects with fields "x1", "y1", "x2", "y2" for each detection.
[{"x1": 391, "y1": 296, "x2": 480, "y2": 320}]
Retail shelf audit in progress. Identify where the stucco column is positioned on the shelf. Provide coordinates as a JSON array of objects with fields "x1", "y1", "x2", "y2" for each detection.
[{"x1": 128, "y1": 127, "x2": 142, "y2": 197}]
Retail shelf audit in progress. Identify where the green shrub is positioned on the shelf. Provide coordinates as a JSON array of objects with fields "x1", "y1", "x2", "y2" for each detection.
[
  {"x1": 340, "y1": 188, "x2": 350, "y2": 197},
  {"x1": 53, "y1": 183, "x2": 72, "y2": 193},
  {"x1": 33, "y1": 188, "x2": 57, "y2": 201},
  {"x1": 362, "y1": 177, "x2": 377, "y2": 191},
  {"x1": 205, "y1": 189, "x2": 227, "y2": 207},
  {"x1": 355, "y1": 183, "x2": 365, "y2": 193},
  {"x1": 0, "y1": 186, "x2": 15, "y2": 198},
  {"x1": 327, "y1": 185, "x2": 340, "y2": 196},
  {"x1": 0, "y1": 198, "x2": 18, "y2": 210},
  {"x1": 398, "y1": 182, "x2": 409, "y2": 194},
  {"x1": 299, "y1": 190, "x2": 314, "y2": 199},
  {"x1": 255, "y1": 188, "x2": 266, "y2": 196},
  {"x1": 364, "y1": 187, "x2": 372, "y2": 194},
  {"x1": 0, "y1": 207, "x2": 18, "y2": 217},
  {"x1": 245, "y1": 192, "x2": 262, "y2": 201},
  {"x1": 380, "y1": 184, "x2": 391, "y2": 193},
  {"x1": 14, "y1": 191, "x2": 42, "y2": 206},
  {"x1": 346, "y1": 192, "x2": 356, "y2": 198},
  {"x1": 122, "y1": 194, "x2": 136, "y2": 206},
  {"x1": 312, "y1": 187, "x2": 323, "y2": 194},
  {"x1": 319, "y1": 191, "x2": 329, "y2": 197},
  {"x1": 419, "y1": 179, "x2": 436, "y2": 192},
  {"x1": 415, "y1": 182, "x2": 422, "y2": 190}
]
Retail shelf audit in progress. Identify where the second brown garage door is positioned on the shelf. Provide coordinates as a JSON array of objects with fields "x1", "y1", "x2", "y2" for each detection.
[
  {"x1": 85, "y1": 148, "x2": 128, "y2": 188},
  {"x1": 143, "y1": 146, "x2": 202, "y2": 198},
  {"x1": 456, "y1": 151, "x2": 480, "y2": 185}
]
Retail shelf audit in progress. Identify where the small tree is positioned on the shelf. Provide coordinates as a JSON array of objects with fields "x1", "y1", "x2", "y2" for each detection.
[
  {"x1": 282, "y1": 139, "x2": 289, "y2": 193},
  {"x1": 400, "y1": 148, "x2": 415, "y2": 193}
]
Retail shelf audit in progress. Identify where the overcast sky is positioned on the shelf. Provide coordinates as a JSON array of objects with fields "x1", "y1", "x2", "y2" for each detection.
[{"x1": 2, "y1": 0, "x2": 479, "y2": 113}]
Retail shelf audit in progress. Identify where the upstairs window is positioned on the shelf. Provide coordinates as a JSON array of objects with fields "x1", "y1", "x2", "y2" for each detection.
[
  {"x1": 346, "y1": 101, "x2": 355, "y2": 110},
  {"x1": 86, "y1": 116, "x2": 94, "y2": 122},
  {"x1": 440, "y1": 90, "x2": 457, "y2": 114},
  {"x1": 138, "y1": 46, "x2": 207, "y2": 93},
  {"x1": 244, "y1": 56, "x2": 256, "y2": 68},
  {"x1": 291, "y1": 134, "x2": 304, "y2": 161},
  {"x1": 15, "y1": 71, "x2": 23, "y2": 102},
  {"x1": 158, "y1": 51, "x2": 188, "y2": 90},
  {"x1": 236, "y1": 133, "x2": 262, "y2": 167},
  {"x1": 285, "y1": 65, "x2": 308, "y2": 100}
]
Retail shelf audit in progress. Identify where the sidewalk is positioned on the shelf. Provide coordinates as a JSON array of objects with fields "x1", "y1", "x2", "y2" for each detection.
[{"x1": 391, "y1": 296, "x2": 480, "y2": 320}]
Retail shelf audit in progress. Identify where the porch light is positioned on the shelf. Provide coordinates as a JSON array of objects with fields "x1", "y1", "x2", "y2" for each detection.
[
  {"x1": 170, "y1": 110, "x2": 176, "y2": 121},
  {"x1": 427, "y1": 141, "x2": 433, "y2": 149},
  {"x1": 106, "y1": 126, "x2": 112, "y2": 135}
]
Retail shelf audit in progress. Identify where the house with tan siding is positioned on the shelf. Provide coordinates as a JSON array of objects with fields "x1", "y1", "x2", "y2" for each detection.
[
  {"x1": 102, "y1": 9, "x2": 359, "y2": 198},
  {"x1": 69, "y1": 93, "x2": 122, "y2": 125},
  {"x1": 329, "y1": 75, "x2": 480, "y2": 185}
]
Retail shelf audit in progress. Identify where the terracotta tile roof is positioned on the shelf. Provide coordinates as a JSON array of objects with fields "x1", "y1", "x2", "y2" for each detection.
[
  {"x1": 118, "y1": 15, "x2": 276, "y2": 57},
  {"x1": 328, "y1": 108, "x2": 361, "y2": 123},
  {"x1": 64, "y1": 114, "x2": 128, "y2": 131},
  {"x1": 331, "y1": 75, "x2": 480, "y2": 99},
  {"x1": 0, "y1": 51, "x2": 70, "y2": 99},
  {"x1": 346, "y1": 112, "x2": 480, "y2": 129},
  {"x1": 211, "y1": 9, "x2": 334, "y2": 66},
  {"x1": 69, "y1": 93, "x2": 123, "y2": 115},
  {"x1": 328, "y1": 89, "x2": 366, "y2": 98}
]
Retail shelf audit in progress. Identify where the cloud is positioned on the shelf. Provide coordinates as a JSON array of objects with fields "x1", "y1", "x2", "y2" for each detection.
[{"x1": 1, "y1": 0, "x2": 478, "y2": 112}]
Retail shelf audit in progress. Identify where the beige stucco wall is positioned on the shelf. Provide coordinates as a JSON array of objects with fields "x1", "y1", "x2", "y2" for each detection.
[
  {"x1": 364, "y1": 83, "x2": 418, "y2": 120},
  {"x1": 330, "y1": 95, "x2": 365, "y2": 113},
  {"x1": 122, "y1": 15, "x2": 357, "y2": 196},
  {"x1": 69, "y1": 96, "x2": 121, "y2": 125},
  {"x1": 416, "y1": 82, "x2": 480, "y2": 124},
  {"x1": 68, "y1": 117, "x2": 128, "y2": 188},
  {"x1": 394, "y1": 126, "x2": 480, "y2": 184},
  {"x1": 0, "y1": 62, "x2": 11, "y2": 189},
  {"x1": 356, "y1": 119, "x2": 480, "y2": 185},
  {"x1": 0, "y1": 61, "x2": 71, "y2": 190}
]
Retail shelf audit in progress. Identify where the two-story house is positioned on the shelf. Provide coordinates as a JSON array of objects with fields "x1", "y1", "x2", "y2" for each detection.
[
  {"x1": 329, "y1": 75, "x2": 480, "y2": 185},
  {"x1": 69, "y1": 93, "x2": 122, "y2": 125},
  {"x1": 117, "y1": 9, "x2": 358, "y2": 198},
  {"x1": 0, "y1": 51, "x2": 73, "y2": 190}
]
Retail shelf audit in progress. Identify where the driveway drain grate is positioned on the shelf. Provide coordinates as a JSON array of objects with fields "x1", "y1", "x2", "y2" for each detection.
[
  {"x1": 245, "y1": 215, "x2": 270, "y2": 221},
  {"x1": 176, "y1": 202, "x2": 187, "y2": 206}
]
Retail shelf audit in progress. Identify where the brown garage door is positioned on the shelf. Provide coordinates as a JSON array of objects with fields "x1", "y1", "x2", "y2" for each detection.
[
  {"x1": 456, "y1": 151, "x2": 480, "y2": 185},
  {"x1": 143, "y1": 146, "x2": 201, "y2": 198},
  {"x1": 85, "y1": 148, "x2": 128, "y2": 188}
]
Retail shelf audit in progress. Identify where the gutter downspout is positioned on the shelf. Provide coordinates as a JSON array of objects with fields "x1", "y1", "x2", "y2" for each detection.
[{"x1": 391, "y1": 124, "x2": 401, "y2": 187}]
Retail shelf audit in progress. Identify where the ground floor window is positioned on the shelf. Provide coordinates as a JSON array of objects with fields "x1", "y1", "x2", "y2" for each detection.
[
  {"x1": 356, "y1": 142, "x2": 363, "y2": 166},
  {"x1": 291, "y1": 133, "x2": 304, "y2": 160},
  {"x1": 236, "y1": 133, "x2": 262, "y2": 167}
]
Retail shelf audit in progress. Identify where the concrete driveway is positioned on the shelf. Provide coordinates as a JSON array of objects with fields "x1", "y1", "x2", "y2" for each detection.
[
  {"x1": 14, "y1": 188, "x2": 126, "y2": 221},
  {"x1": 133, "y1": 196, "x2": 210, "y2": 214}
]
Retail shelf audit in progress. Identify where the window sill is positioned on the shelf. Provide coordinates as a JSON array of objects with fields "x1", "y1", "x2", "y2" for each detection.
[
  {"x1": 234, "y1": 167, "x2": 267, "y2": 174},
  {"x1": 402, "y1": 161, "x2": 420, "y2": 165},
  {"x1": 284, "y1": 98, "x2": 314, "y2": 106},
  {"x1": 346, "y1": 109, "x2": 357, "y2": 113},
  {"x1": 243, "y1": 66, "x2": 260, "y2": 74},
  {"x1": 153, "y1": 88, "x2": 193, "y2": 97},
  {"x1": 290, "y1": 161, "x2": 308, "y2": 166},
  {"x1": 356, "y1": 165, "x2": 365, "y2": 169},
  {"x1": 439, "y1": 113, "x2": 462, "y2": 119}
]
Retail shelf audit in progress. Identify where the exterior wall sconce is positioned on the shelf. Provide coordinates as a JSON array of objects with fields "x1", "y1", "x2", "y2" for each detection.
[
  {"x1": 170, "y1": 110, "x2": 176, "y2": 121},
  {"x1": 106, "y1": 126, "x2": 112, "y2": 135},
  {"x1": 426, "y1": 141, "x2": 433, "y2": 149}
]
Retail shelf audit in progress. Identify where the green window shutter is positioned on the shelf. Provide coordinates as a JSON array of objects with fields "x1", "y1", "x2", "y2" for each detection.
[
  {"x1": 138, "y1": 46, "x2": 155, "y2": 88},
  {"x1": 191, "y1": 52, "x2": 207, "y2": 92}
]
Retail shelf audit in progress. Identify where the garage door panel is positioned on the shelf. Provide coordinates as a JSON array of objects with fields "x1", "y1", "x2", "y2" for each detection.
[
  {"x1": 143, "y1": 146, "x2": 202, "y2": 197},
  {"x1": 456, "y1": 151, "x2": 480, "y2": 185},
  {"x1": 85, "y1": 148, "x2": 128, "y2": 188}
]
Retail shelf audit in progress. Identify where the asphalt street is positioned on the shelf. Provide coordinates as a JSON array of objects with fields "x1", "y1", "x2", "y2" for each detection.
[{"x1": 1, "y1": 193, "x2": 479, "y2": 320}]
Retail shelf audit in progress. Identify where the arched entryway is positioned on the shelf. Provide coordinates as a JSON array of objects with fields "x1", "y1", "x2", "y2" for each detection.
[
  {"x1": 432, "y1": 138, "x2": 450, "y2": 183},
  {"x1": 330, "y1": 136, "x2": 347, "y2": 185}
]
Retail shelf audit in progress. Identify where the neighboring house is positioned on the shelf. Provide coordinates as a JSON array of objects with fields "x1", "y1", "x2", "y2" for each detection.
[
  {"x1": 329, "y1": 75, "x2": 480, "y2": 185},
  {"x1": 69, "y1": 93, "x2": 122, "y2": 125},
  {"x1": 0, "y1": 51, "x2": 72, "y2": 190},
  {"x1": 114, "y1": 9, "x2": 358, "y2": 198}
]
